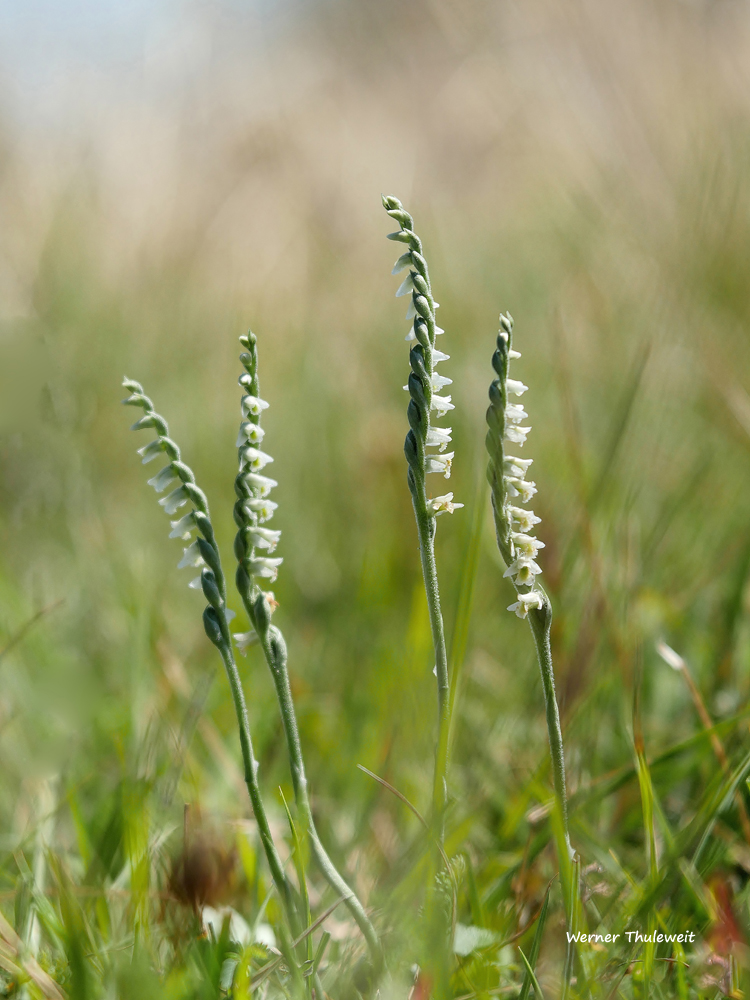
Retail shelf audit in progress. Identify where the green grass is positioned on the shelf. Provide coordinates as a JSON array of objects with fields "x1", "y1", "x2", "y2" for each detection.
[{"x1": 4, "y1": 3, "x2": 750, "y2": 993}]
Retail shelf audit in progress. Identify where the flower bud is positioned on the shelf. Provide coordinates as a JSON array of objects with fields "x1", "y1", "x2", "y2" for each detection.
[
  {"x1": 202, "y1": 606, "x2": 224, "y2": 647},
  {"x1": 200, "y1": 568, "x2": 223, "y2": 609}
]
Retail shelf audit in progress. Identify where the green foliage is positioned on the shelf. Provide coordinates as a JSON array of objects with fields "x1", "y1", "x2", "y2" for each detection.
[{"x1": 4, "y1": 4, "x2": 750, "y2": 991}]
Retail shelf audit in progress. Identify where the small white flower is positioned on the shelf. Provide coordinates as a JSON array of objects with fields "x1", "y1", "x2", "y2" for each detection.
[
  {"x1": 504, "y1": 456, "x2": 533, "y2": 478},
  {"x1": 396, "y1": 273, "x2": 414, "y2": 297},
  {"x1": 506, "y1": 478, "x2": 537, "y2": 502},
  {"x1": 169, "y1": 511, "x2": 196, "y2": 539},
  {"x1": 147, "y1": 465, "x2": 177, "y2": 493},
  {"x1": 511, "y1": 532, "x2": 545, "y2": 558},
  {"x1": 427, "y1": 493, "x2": 464, "y2": 516},
  {"x1": 242, "y1": 473, "x2": 278, "y2": 497},
  {"x1": 425, "y1": 452, "x2": 454, "y2": 478},
  {"x1": 503, "y1": 556, "x2": 542, "y2": 585},
  {"x1": 248, "y1": 526, "x2": 282, "y2": 552},
  {"x1": 504, "y1": 424, "x2": 532, "y2": 446},
  {"x1": 406, "y1": 299, "x2": 417, "y2": 320},
  {"x1": 426, "y1": 426, "x2": 452, "y2": 451},
  {"x1": 430, "y1": 373, "x2": 452, "y2": 392},
  {"x1": 506, "y1": 378, "x2": 529, "y2": 396},
  {"x1": 188, "y1": 576, "x2": 203, "y2": 590},
  {"x1": 405, "y1": 328, "x2": 417, "y2": 342},
  {"x1": 509, "y1": 349, "x2": 522, "y2": 359},
  {"x1": 509, "y1": 506, "x2": 542, "y2": 532},
  {"x1": 159, "y1": 485, "x2": 190, "y2": 515},
  {"x1": 431, "y1": 394, "x2": 455, "y2": 416},
  {"x1": 508, "y1": 590, "x2": 544, "y2": 619},
  {"x1": 505, "y1": 403, "x2": 528, "y2": 423},
  {"x1": 240, "y1": 447, "x2": 274, "y2": 471},
  {"x1": 178, "y1": 540, "x2": 206, "y2": 569},
  {"x1": 243, "y1": 498, "x2": 278, "y2": 522},
  {"x1": 241, "y1": 395, "x2": 270, "y2": 418},
  {"x1": 392, "y1": 252, "x2": 412, "y2": 274},
  {"x1": 434, "y1": 325, "x2": 445, "y2": 335},
  {"x1": 138, "y1": 439, "x2": 164, "y2": 464},
  {"x1": 432, "y1": 349, "x2": 450, "y2": 364},
  {"x1": 247, "y1": 556, "x2": 283, "y2": 582},
  {"x1": 234, "y1": 630, "x2": 259, "y2": 654},
  {"x1": 236, "y1": 421, "x2": 266, "y2": 447}
]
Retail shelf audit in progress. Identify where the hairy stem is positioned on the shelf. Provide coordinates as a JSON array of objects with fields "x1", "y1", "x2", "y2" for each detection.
[
  {"x1": 213, "y1": 636, "x2": 301, "y2": 936},
  {"x1": 246, "y1": 607, "x2": 383, "y2": 968},
  {"x1": 412, "y1": 483, "x2": 450, "y2": 834},
  {"x1": 527, "y1": 600, "x2": 572, "y2": 860}
]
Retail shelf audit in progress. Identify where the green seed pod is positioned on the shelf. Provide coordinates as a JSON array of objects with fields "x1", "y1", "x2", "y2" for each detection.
[
  {"x1": 404, "y1": 430, "x2": 420, "y2": 471},
  {"x1": 253, "y1": 590, "x2": 272, "y2": 635},
  {"x1": 200, "y1": 568, "x2": 223, "y2": 610},
  {"x1": 202, "y1": 606, "x2": 224, "y2": 648},
  {"x1": 197, "y1": 537, "x2": 222, "y2": 578}
]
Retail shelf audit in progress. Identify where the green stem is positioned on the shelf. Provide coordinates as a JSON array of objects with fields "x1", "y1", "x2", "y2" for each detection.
[
  {"x1": 248, "y1": 609, "x2": 382, "y2": 968},
  {"x1": 526, "y1": 599, "x2": 572, "y2": 860},
  {"x1": 412, "y1": 482, "x2": 450, "y2": 834},
  {"x1": 214, "y1": 639, "x2": 300, "y2": 936}
]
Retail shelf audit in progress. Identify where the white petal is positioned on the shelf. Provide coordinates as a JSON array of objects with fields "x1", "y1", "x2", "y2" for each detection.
[
  {"x1": 396, "y1": 274, "x2": 414, "y2": 297},
  {"x1": 392, "y1": 252, "x2": 412, "y2": 274},
  {"x1": 178, "y1": 541, "x2": 205, "y2": 569},
  {"x1": 430, "y1": 373, "x2": 452, "y2": 391},
  {"x1": 169, "y1": 512, "x2": 196, "y2": 539},
  {"x1": 505, "y1": 403, "x2": 528, "y2": 423},
  {"x1": 427, "y1": 492, "x2": 464, "y2": 516},
  {"x1": 159, "y1": 486, "x2": 189, "y2": 515},
  {"x1": 241, "y1": 395, "x2": 271, "y2": 418},
  {"x1": 248, "y1": 526, "x2": 282, "y2": 552},
  {"x1": 430, "y1": 394, "x2": 455, "y2": 415},
  {"x1": 504, "y1": 425, "x2": 531, "y2": 446},
  {"x1": 425, "y1": 452, "x2": 454, "y2": 478},
  {"x1": 425, "y1": 426, "x2": 452, "y2": 451},
  {"x1": 432, "y1": 350, "x2": 450, "y2": 363},
  {"x1": 242, "y1": 473, "x2": 278, "y2": 497},
  {"x1": 233, "y1": 630, "x2": 259, "y2": 654},
  {"x1": 240, "y1": 447, "x2": 274, "y2": 471},
  {"x1": 236, "y1": 421, "x2": 266, "y2": 447},
  {"x1": 147, "y1": 465, "x2": 177, "y2": 493},
  {"x1": 247, "y1": 557, "x2": 283, "y2": 582},
  {"x1": 506, "y1": 378, "x2": 529, "y2": 396},
  {"x1": 138, "y1": 439, "x2": 164, "y2": 464}
]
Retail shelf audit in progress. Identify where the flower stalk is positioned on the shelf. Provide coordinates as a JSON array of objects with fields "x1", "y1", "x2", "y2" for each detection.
[
  {"x1": 383, "y1": 196, "x2": 463, "y2": 840},
  {"x1": 121, "y1": 379, "x2": 300, "y2": 934},
  {"x1": 484, "y1": 315, "x2": 572, "y2": 861},
  {"x1": 230, "y1": 334, "x2": 382, "y2": 969}
]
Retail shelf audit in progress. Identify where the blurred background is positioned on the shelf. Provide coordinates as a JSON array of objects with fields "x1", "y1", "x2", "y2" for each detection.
[{"x1": 2, "y1": 0, "x2": 750, "y2": 991}]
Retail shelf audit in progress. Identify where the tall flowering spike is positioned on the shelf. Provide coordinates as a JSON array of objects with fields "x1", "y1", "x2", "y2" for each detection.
[
  {"x1": 121, "y1": 378, "x2": 232, "y2": 645},
  {"x1": 382, "y1": 195, "x2": 462, "y2": 517},
  {"x1": 485, "y1": 315, "x2": 545, "y2": 619},
  {"x1": 383, "y1": 195, "x2": 460, "y2": 841},
  {"x1": 231, "y1": 332, "x2": 283, "y2": 651}
]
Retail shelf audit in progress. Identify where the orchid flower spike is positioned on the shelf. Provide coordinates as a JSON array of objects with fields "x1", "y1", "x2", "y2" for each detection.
[
  {"x1": 121, "y1": 376, "x2": 235, "y2": 649},
  {"x1": 383, "y1": 194, "x2": 462, "y2": 519},
  {"x1": 484, "y1": 314, "x2": 546, "y2": 618}
]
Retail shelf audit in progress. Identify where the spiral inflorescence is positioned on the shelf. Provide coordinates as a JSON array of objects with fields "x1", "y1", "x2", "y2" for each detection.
[
  {"x1": 121, "y1": 378, "x2": 234, "y2": 647},
  {"x1": 382, "y1": 195, "x2": 462, "y2": 519},
  {"x1": 485, "y1": 314, "x2": 546, "y2": 619}
]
